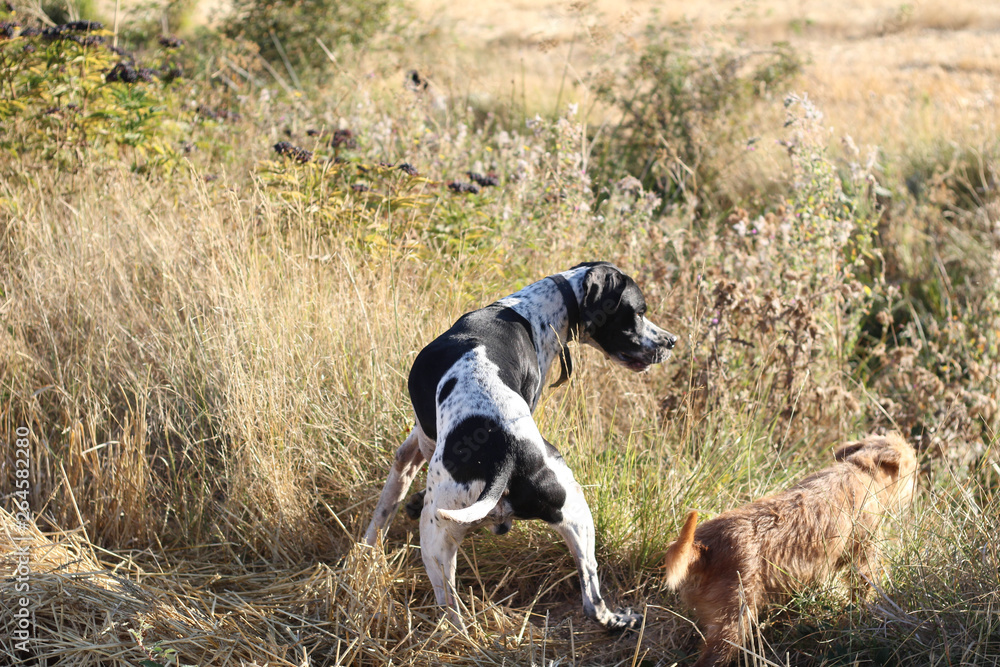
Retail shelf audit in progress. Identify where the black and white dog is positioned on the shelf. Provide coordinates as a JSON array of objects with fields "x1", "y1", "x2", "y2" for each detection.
[{"x1": 364, "y1": 262, "x2": 676, "y2": 631}]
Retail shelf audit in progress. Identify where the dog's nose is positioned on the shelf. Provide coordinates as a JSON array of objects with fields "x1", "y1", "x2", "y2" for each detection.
[{"x1": 664, "y1": 334, "x2": 677, "y2": 350}]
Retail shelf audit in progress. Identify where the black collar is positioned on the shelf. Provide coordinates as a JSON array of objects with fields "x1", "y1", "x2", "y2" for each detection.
[{"x1": 545, "y1": 274, "x2": 581, "y2": 387}]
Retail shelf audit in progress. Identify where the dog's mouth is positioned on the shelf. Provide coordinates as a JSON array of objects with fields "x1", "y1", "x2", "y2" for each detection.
[
  {"x1": 616, "y1": 352, "x2": 654, "y2": 372},
  {"x1": 615, "y1": 344, "x2": 675, "y2": 371}
]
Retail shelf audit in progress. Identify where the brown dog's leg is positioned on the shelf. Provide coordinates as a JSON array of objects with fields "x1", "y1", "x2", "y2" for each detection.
[
  {"x1": 692, "y1": 581, "x2": 760, "y2": 667},
  {"x1": 696, "y1": 621, "x2": 741, "y2": 667},
  {"x1": 849, "y1": 541, "x2": 881, "y2": 603}
]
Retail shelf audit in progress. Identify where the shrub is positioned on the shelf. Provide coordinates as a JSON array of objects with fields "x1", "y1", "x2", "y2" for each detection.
[
  {"x1": 657, "y1": 95, "x2": 878, "y2": 446},
  {"x1": 865, "y1": 146, "x2": 1000, "y2": 463},
  {"x1": 221, "y1": 0, "x2": 393, "y2": 76},
  {"x1": 0, "y1": 14, "x2": 191, "y2": 171},
  {"x1": 591, "y1": 19, "x2": 800, "y2": 213},
  {"x1": 39, "y1": 0, "x2": 99, "y2": 25},
  {"x1": 255, "y1": 153, "x2": 435, "y2": 250}
]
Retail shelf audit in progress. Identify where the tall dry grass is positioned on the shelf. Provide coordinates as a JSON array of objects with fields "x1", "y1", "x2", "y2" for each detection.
[{"x1": 1, "y1": 5, "x2": 999, "y2": 665}]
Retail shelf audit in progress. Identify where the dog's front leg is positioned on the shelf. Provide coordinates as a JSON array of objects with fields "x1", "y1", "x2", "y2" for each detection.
[
  {"x1": 849, "y1": 540, "x2": 882, "y2": 603},
  {"x1": 695, "y1": 620, "x2": 743, "y2": 667},
  {"x1": 420, "y1": 488, "x2": 469, "y2": 632},
  {"x1": 553, "y1": 481, "x2": 642, "y2": 632},
  {"x1": 364, "y1": 428, "x2": 426, "y2": 545}
]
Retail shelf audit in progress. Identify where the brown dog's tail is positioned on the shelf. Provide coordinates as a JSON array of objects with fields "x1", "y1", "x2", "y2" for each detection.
[{"x1": 662, "y1": 510, "x2": 699, "y2": 589}]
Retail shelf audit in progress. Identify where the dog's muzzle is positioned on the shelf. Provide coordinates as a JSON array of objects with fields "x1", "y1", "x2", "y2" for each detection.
[{"x1": 616, "y1": 331, "x2": 676, "y2": 371}]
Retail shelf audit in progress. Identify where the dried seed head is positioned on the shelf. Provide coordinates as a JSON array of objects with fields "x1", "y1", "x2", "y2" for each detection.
[
  {"x1": 406, "y1": 69, "x2": 428, "y2": 91},
  {"x1": 447, "y1": 181, "x2": 480, "y2": 194},
  {"x1": 273, "y1": 141, "x2": 312, "y2": 163},
  {"x1": 64, "y1": 20, "x2": 103, "y2": 31},
  {"x1": 467, "y1": 172, "x2": 498, "y2": 187},
  {"x1": 161, "y1": 64, "x2": 183, "y2": 83},
  {"x1": 68, "y1": 34, "x2": 104, "y2": 47},
  {"x1": 158, "y1": 35, "x2": 183, "y2": 48},
  {"x1": 331, "y1": 129, "x2": 357, "y2": 149},
  {"x1": 106, "y1": 62, "x2": 139, "y2": 83},
  {"x1": 397, "y1": 163, "x2": 419, "y2": 176},
  {"x1": 43, "y1": 21, "x2": 102, "y2": 39}
]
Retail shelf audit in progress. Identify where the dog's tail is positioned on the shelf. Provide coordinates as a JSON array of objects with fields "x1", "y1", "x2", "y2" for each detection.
[
  {"x1": 436, "y1": 462, "x2": 513, "y2": 525},
  {"x1": 662, "y1": 510, "x2": 699, "y2": 589}
]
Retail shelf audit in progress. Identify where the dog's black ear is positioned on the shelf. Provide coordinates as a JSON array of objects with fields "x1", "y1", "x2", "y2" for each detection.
[
  {"x1": 833, "y1": 441, "x2": 866, "y2": 461},
  {"x1": 580, "y1": 264, "x2": 625, "y2": 335}
]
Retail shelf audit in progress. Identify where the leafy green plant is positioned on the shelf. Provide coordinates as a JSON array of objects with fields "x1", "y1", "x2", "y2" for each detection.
[
  {"x1": 0, "y1": 16, "x2": 192, "y2": 171},
  {"x1": 257, "y1": 145, "x2": 444, "y2": 250},
  {"x1": 659, "y1": 95, "x2": 879, "y2": 444},
  {"x1": 39, "y1": 0, "x2": 99, "y2": 25},
  {"x1": 221, "y1": 0, "x2": 394, "y2": 76},
  {"x1": 864, "y1": 146, "x2": 1000, "y2": 460},
  {"x1": 129, "y1": 620, "x2": 198, "y2": 667},
  {"x1": 257, "y1": 147, "x2": 524, "y2": 256},
  {"x1": 591, "y1": 19, "x2": 800, "y2": 212}
]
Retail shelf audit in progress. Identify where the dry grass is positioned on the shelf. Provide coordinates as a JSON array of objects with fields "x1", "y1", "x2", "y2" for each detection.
[
  {"x1": 0, "y1": 162, "x2": 697, "y2": 664},
  {"x1": 0, "y1": 505, "x2": 583, "y2": 665},
  {"x1": 1, "y1": 1, "x2": 999, "y2": 665},
  {"x1": 401, "y1": 0, "x2": 1000, "y2": 152}
]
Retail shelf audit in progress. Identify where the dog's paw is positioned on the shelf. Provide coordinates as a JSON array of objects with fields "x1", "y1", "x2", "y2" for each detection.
[
  {"x1": 404, "y1": 490, "x2": 426, "y2": 520},
  {"x1": 605, "y1": 609, "x2": 643, "y2": 633}
]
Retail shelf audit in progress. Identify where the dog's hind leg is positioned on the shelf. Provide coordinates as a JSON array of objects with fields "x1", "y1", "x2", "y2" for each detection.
[
  {"x1": 420, "y1": 487, "x2": 470, "y2": 632},
  {"x1": 552, "y1": 480, "x2": 642, "y2": 632},
  {"x1": 364, "y1": 427, "x2": 427, "y2": 545}
]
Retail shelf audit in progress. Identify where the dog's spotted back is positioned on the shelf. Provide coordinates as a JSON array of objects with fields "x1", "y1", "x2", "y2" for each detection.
[{"x1": 364, "y1": 262, "x2": 677, "y2": 632}]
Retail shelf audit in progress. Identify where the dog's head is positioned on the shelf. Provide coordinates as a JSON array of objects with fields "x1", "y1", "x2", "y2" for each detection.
[
  {"x1": 834, "y1": 433, "x2": 918, "y2": 510},
  {"x1": 576, "y1": 262, "x2": 677, "y2": 372}
]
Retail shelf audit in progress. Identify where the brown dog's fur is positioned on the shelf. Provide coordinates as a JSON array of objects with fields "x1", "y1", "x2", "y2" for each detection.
[{"x1": 663, "y1": 433, "x2": 918, "y2": 667}]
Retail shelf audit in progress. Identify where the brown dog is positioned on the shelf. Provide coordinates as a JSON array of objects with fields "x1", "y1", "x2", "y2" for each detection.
[{"x1": 662, "y1": 433, "x2": 918, "y2": 667}]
